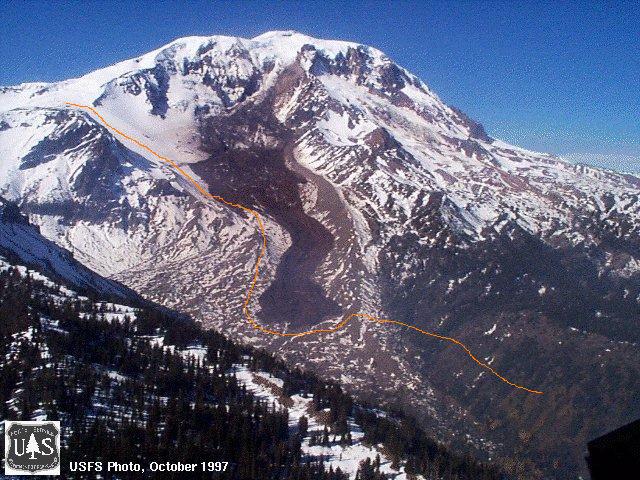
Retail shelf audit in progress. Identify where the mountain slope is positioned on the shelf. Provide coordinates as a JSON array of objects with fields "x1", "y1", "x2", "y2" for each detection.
[
  {"x1": 1, "y1": 31, "x2": 639, "y2": 478},
  {"x1": 0, "y1": 196, "x2": 142, "y2": 303},
  {"x1": 0, "y1": 217, "x2": 502, "y2": 480}
]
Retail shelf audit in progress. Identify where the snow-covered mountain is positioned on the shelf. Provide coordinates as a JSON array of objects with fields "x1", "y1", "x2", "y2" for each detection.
[
  {"x1": 1, "y1": 30, "x2": 639, "y2": 478},
  {"x1": 0, "y1": 196, "x2": 141, "y2": 303}
]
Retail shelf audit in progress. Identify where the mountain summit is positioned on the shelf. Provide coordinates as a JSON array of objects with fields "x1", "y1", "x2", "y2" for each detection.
[{"x1": 1, "y1": 32, "x2": 639, "y2": 478}]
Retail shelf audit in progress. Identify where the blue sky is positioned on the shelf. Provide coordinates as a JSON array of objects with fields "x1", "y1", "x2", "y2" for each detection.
[{"x1": 1, "y1": 0, "x2": 638, "y2": 172}]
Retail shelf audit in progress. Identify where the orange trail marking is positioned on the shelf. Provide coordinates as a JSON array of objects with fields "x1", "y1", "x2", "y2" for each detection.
[{"x1": 65, "y1": 102, "x2": 544, "y2": 395}]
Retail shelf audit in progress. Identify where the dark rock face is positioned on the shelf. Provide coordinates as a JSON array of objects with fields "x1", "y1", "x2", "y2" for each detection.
[
  {"x1": 0, "y1": 198, "x2": 30, "y2": 226},
  {"x1": 449, "y1": 106, "x2": 492, "y2": 142},
  {"x1": 364, "y1": 127, "x2": 401, "y2": 152},
  {"x1": 147, "y1": 65, "x2": 171, "y2": 117}
]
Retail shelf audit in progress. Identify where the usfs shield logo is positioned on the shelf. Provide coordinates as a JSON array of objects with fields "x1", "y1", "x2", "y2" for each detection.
[{"x1": 4, "y1": 421, "x2": 61, "y2": 475}]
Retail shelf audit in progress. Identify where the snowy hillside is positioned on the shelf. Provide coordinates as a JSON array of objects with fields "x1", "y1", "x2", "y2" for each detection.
[
  {"x1": 0, "y1": 251, "x2": 501, "y2": 479},
  {"x1": 0, "y1": 196, "x2": 140, "y2": 302}
]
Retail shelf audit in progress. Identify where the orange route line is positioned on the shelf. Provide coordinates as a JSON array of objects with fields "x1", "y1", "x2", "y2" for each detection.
[{"x1": 65, "y1": 102, "x2": 544, "y2": 395}]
